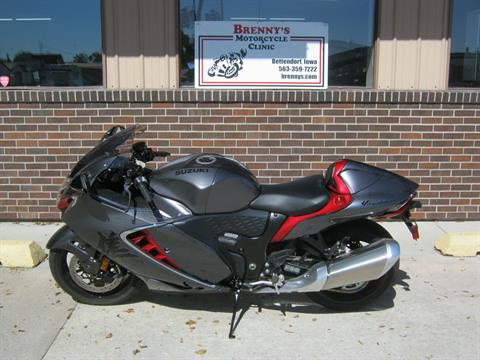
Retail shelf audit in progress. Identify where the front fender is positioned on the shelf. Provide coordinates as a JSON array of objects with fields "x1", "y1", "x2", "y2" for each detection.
[
  {"x1": 46, "y1": 225, "x2": 91, "y2": 262},
  {"x1": 46, "y1": 225, "x2": 75, "y2": 250}
]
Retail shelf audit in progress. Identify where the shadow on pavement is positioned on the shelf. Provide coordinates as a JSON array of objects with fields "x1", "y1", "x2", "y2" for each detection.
[{"x1": 138, "y1": 269, "x2": 411, "y2": 316}]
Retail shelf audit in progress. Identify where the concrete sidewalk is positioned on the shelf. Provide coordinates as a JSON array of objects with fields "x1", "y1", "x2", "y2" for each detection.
[{"x1": 0, "y1": 221, "x2": 479, "y2": 360}]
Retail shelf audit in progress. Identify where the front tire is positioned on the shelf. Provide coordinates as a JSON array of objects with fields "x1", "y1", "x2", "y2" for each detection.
[
  {"x1": 307, "y1": 219, "x2": 398, "y2": 311},
  {"x1": 49, "y1": 249, "x2": 141, "y2": 305}
]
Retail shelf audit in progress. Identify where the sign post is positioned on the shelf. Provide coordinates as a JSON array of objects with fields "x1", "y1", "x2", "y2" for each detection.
[{"x1": 195, "y1": 21, "x2": 328, "y2": 89}]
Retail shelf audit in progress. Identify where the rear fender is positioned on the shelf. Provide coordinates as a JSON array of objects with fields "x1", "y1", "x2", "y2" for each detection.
[{"x1": 321, "y1": 219, "x2": 392, "y2": 246}]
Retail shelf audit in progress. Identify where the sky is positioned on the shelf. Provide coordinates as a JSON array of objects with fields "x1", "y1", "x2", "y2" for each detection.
[
  {"x1": 0, "y1": 0, "x2": 101, "y2": 62},
  {"x1": 450, "y1": 0, "x2": 480, "y2": 53}
]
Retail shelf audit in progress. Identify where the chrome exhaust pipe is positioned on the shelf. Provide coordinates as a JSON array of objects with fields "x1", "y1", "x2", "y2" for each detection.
[
  {"x1": 255, "y1": 238, "x2": 400, "y2": 293},
  {"x1": 322, "y1": 238, "x2": 400, "y2": 290}
]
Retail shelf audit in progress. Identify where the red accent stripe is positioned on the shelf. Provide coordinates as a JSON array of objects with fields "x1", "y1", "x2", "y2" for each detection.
[
  {"x1": 127, "y1": 230, "x2": 177, "y2": 268},
  {"x1": 129, "y1": 235, "x2": 145, "y2": 244},
  {"x1": 141, "y1": 243, "x2": 156, "y2": 251},
  {"x1": 329, "y1": 159, "x2": 349, "y2": 194},
  {"x1": 271, "y1": 160, "x2": 352, "y2": 243}
]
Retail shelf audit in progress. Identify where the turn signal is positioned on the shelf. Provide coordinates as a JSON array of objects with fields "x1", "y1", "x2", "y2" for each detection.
[
  {"x1": 409, "y1": 223, "x2": 420, "y2": 241},
  {"x1": 56, "y1": 195, "x2": 73, "y2": 210}
]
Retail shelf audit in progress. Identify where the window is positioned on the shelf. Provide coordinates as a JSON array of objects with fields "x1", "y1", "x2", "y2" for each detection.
[
  {"x1": 0, "y1": 0, "x2": 102, "y2": 87},
  {"x1": 180, "y1": 0, "x2": 376, "y2": 87},
  {"x1": 449, "y1": 0, "x2": 480, "y2": 88}
]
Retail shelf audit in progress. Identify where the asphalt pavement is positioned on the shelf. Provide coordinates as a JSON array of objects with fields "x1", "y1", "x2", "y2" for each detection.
[{"x1": 0, "y1": 221, "x2": 479, "y2": 360}]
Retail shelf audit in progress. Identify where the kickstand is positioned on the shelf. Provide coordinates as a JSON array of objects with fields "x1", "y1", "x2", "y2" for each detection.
[{"x1": 228, "y1": 290, "x2": 241, "y2": 339}]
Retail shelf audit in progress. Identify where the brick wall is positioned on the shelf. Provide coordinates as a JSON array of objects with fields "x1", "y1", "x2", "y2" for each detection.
[{"x1": 0, "y1": 89, "x2": 479, "y2": 221}]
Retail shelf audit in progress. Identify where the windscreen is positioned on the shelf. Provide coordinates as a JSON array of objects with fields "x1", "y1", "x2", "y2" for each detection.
[{"x1": 68, "y1": 125, "x2": 143, "y2": 178}]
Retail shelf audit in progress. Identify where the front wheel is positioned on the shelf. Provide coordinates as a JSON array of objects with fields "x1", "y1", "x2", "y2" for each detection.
[
  {"x1": 307, "y1": 219, "x2": 398, "y2": 311},
  {"x1": 49, "y1": 249, "x2": 142, "y2": 305}
]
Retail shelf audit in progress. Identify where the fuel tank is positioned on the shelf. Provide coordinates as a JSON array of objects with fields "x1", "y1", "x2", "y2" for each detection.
[{"x1": 149, "y1": 154, "x2": 260, "y2": 214}]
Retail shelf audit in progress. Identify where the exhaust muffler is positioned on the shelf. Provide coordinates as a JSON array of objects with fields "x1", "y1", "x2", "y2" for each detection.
[{"x1": 256, "y1": 238, "x2": 400, "y2": 293}]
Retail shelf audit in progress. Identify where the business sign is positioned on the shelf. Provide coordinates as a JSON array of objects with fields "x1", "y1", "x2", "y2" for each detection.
[{"x1": 195, "y1": 21, "x2": 328, "y2": 89}]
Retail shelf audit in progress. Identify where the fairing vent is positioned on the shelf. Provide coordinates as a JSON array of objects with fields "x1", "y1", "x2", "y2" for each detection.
[{"x1": 127, "y1": 230, "x2": 177, "y2": 268}]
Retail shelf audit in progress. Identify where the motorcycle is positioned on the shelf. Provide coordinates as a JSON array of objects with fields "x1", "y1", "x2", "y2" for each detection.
[{"x1": 47, "y1": 125, "x2": 421, "y2": 338}]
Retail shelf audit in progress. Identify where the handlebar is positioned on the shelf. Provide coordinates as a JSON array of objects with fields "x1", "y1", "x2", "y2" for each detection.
[
  {"x1": 132, "y1": 142, "x2": 170, "y2": 163},
  {"x1": 133, "y1": 176, "x2": 163, "y2": 221},
  {"x1": 153, "y1": 150, "x2": 171, "y2": 158}
]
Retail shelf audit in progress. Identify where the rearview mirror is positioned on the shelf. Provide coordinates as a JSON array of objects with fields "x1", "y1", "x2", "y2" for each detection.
[{"x1": 100, "y1": 125, "x2": 125, "y2": 142}]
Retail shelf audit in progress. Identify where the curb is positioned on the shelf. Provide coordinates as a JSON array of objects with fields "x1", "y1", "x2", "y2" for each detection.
[
  {"x1": 0, "y1": 240, "x2": 46, "y2": 267},
  {"x1": 435, "y1": 232, "x2": 480, "y2": 257}
]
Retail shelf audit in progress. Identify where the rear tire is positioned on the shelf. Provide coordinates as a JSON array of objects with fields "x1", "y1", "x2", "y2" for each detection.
[
  {"x1": 307, "y1": 261, "x2": 398, "y2": 311},
  {"x1": 307, "y1": 219, "x2": 398, "y2": 311},
  {"x1": 49, "y1": 249, "x2": 142, "y2": 305}
]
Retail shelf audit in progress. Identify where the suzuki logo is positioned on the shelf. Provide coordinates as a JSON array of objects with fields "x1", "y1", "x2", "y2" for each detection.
[{"x1": 175, "y1": 168, "x2": 209, "y2": 176}]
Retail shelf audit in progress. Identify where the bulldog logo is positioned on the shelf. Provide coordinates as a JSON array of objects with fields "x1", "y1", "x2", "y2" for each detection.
[{"x1": 207, "y1": 49, "x2": 247, "y2": 79}]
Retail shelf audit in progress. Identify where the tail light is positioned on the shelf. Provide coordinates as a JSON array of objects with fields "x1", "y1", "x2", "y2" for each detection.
[
  {"x1": 409, "y1": 223, "x2": 420, "y2": 240},
  {"x1": 376, "y1": 197, "x2": 422, "y2": 241}
]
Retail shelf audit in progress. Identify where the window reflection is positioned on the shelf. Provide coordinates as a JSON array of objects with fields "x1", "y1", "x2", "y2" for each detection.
[
  {"x1": 449, "y1": 0, "x2": 480, "y2": 88},
  {"x1": 180, "y1": 0, "x2": 376, "y2": 87},
  {"x1": 0, "y1": 0, "x2": 102, "y2": 87}
]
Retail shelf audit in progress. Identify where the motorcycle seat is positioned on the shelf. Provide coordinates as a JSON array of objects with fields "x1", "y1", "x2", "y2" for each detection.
[{"x1": 249, "y1": 175, "x2": 330, "y2": 216}]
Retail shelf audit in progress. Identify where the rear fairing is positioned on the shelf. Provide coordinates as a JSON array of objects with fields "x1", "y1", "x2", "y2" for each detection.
[{"x1": 285, "y1": 160, "x2": 418, "y2": 239}]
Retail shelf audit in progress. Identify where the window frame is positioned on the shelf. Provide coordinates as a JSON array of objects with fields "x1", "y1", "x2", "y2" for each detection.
[
  {"x1": 177, "y1": 0, "x2": 378, "y2": 89},
  {"x1": 448, "y1": 0, "x2": 480, "y2": 89},
  {"x1": 0, "y1": 0, "x2": 104, "y2": 89}
]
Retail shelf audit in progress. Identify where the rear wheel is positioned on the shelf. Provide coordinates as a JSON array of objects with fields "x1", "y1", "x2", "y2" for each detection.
[
  {"x1": 49, "y1": 248, "x2": 141, "y2": 305},
  {"x1": 307, "y1": 219, "x2": 398, "y2": 311}
]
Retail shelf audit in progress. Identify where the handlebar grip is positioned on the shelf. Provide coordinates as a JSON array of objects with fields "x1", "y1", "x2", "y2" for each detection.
[
  {"x1": 154, "y1": 151, "x2": 171, "y2": 157},
  {"x1": 134, "y1": 176, "x2": 153, "y2": 203},
  {"x1": 134, "y1": 176, "x2": 163, "y2": 221}
]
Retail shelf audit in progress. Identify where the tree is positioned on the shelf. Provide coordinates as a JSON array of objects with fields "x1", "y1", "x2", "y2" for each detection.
[
  {"x1": 13, "y1": 51, "x2": 34, "y2": 62},
  {"x1": 73, "y1": 53, "x2": 89, "y2": 63},
  {"x1": 88, "y1": 52, "x2": 102, "y2": 63}
]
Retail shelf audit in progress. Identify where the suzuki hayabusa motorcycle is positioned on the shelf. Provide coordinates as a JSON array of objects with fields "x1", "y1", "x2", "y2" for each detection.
[{"x1": 48, "y1": 125, "x2": 421, "y2": 338}]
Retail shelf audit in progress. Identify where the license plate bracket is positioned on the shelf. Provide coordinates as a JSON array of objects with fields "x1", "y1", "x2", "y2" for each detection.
[{"x1": 402, "y1": 212, "x2": 420, "y2": 240}]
